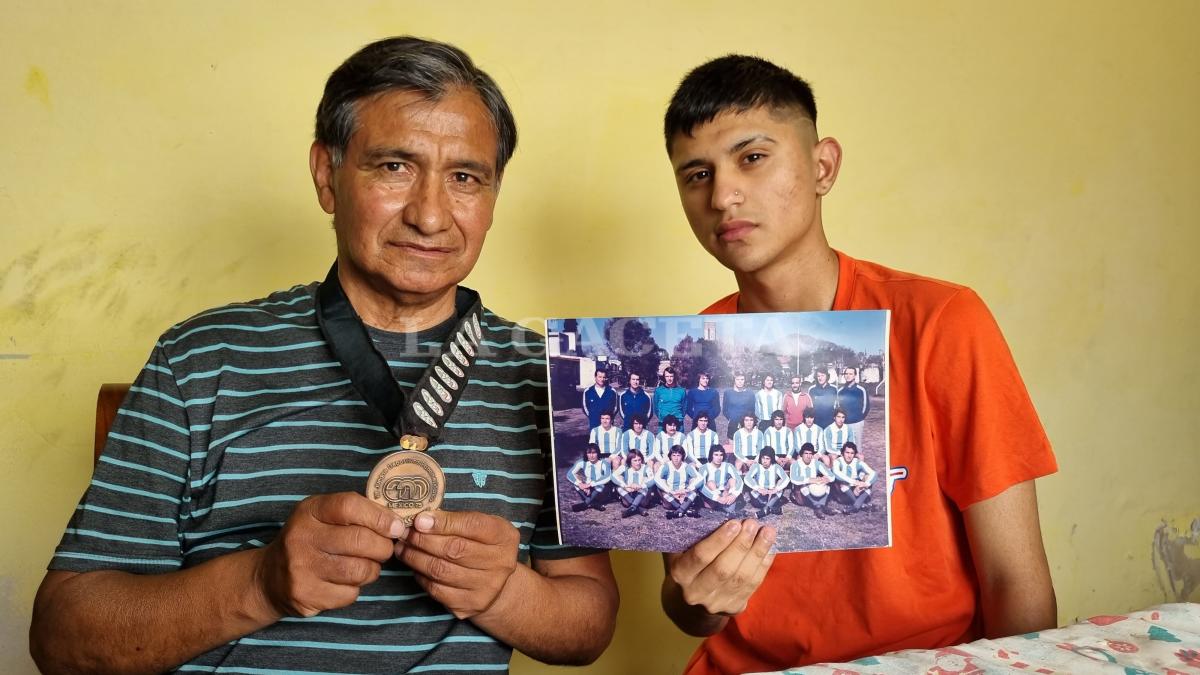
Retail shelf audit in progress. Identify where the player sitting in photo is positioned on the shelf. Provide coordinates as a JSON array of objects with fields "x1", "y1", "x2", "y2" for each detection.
[
  {"x1": 763, "y1": 410, "x2": 795, "y2": 469},
  {"x1": 731, "y1": 413, "x2": 766, "y2": 473},
  {"x1": 789, "y1": 443, "x2": 835, "y2": 519},
  {"x1": 655, "y1": 445, "x2": 704, "y2": 520},
  {"x1": 744, "y1": 448, "x2": 790, "y2": 518},
  {"x1": 613, "y1": 449, "x2": 657, "y2": 519},
  {"x1": 831, "y1": 442, "x2": 876, "y2": 514},
  {"x1": 616, "y1": 414, "x2": 653, "y2": 472},
  {"x1": 588, "y1": 412, "x2": 622, "y2": 468},
  {"x1": 569, "y1": 443, "x2": 614, "y2": 512},
  {"x1": 699, "y1": 447, "x2": 744, "y2": 516},
  {"x1": 653, "y1": 415, "x2": 685, "y2": 474},
  {"x1": 684, "y1": 412, "x2": 720, "y2": 467}
]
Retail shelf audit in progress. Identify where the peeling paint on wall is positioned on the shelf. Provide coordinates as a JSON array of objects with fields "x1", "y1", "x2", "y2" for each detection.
[
  {"x1": 24, "y1": 66, "x2": 51, "y2": 109},
  {"x1": 1152, "y1": 518, "x2": 1200, "y2": 602}
]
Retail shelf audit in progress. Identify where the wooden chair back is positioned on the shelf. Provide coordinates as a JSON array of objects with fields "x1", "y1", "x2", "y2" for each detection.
[{"x1": 94, "y1": 383, "x2": 131, "y2": 464}]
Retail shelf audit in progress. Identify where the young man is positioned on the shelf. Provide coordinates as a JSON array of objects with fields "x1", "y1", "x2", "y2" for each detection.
[
  {"x1": 588, "y1": 411, "x2": 623, "y2": 462},
  {"x1": 653, "y1": 415, "x2": 686, "y2": 473},
  {"x1": 783, "y1": 376, "x2": 814, "y2": 429},
  {"x1": 838, "y1": 366, "x2": 870, "y2": 444},
  {"x1": 794, "y1": 407, "x2": 824, "y2": 460},
  {"x1": 789, "y1": 443, "x2": 835, "y2": 519},
  {"x1": 619, "y1": 372, "x2": 653, "y2": 428},
  {"x1": 721, "y1": 372, "x2": 756, "y2": 440},
  {"x1": 831, "y1": 442, "x2": 876, "y2": 514},
  {"x1": 658, "y1": 54, "x2": 1057, "y2": 672},
  {"x1": 569, "y1": 443, "x2": 613, "y2": 512},
  {"x1": 613, "y1": 449, "x2": 657, "y2": 518},
  {"x1": 656, "y1": 445, "x2": 704, "y2": 520},
  {"x1": 683, "y1": 412, "x2": 720, "y2": 467},
  {"x1": 730, "y1": 413, "x2": 766, "y2": 472},
  {"x1": 744, "y1": 449, "x2": 790, "y2": 518},
  {"x1": 754, "y1": 374, "x2": 783, "y2": 429},
  {"x1": 686, "y1": 371, "x2": 722, "y2": 430},
  {"x1": 807, "y1": 370, "x2": 839, "y2": 429},
  {"x1": 699, "y1": 447, "x2": 743, "y2": 516},
  {"x1": 821, "y1": 408, "x2": 855, "y2": 460},
  {"x1": 763, "y1": 409, "x2": 795, "y2": 468},
  {"x1": 654, "y1": 367, "x2": 688, "y2": 431},
  {"x1": 617, "y1": 414, "x2": 653, "y2": 472},
  {"x1": 582, "y1": 368, "x2": 618, "y2": 429}
]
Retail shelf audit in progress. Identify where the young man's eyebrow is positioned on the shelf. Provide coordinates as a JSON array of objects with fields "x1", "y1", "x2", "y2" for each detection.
[
  {"x1": 673, "y1": 157, "x2": 708, "y2": 175},
  {"x1": 730, "y1": 134, "x2": 777, "y2": 153}
]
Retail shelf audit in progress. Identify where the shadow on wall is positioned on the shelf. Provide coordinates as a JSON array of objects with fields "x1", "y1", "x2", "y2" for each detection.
[{"x1": 1153, "y1": 518, "x2": 1200, "y2": 603}]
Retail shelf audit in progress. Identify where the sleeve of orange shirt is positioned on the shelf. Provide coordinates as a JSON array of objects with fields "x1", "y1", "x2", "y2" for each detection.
[{"x1": 924, "y1": 288, "x2": 1057, "y2": 510}]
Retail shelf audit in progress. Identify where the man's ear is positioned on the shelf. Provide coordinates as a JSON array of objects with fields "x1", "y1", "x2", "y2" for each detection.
[
  {"x1": 309, "y1": 141, "x2": 337, "y2": 215},
  {"x1": 813, "y1": 137, "x2": 843, "y2": 197}
]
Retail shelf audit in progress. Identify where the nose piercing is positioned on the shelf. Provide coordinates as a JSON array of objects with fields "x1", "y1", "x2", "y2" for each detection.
[{"x1": 734, "y1": 190, "x2": 741, "y2": 197}]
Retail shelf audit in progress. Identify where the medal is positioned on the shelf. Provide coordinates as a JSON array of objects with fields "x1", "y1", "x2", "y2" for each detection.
[{"x1": 315, "y1": 263, "x2": 482, "y2": 524}]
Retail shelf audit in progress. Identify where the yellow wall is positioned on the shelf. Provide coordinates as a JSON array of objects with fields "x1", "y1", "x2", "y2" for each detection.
[{"x1": 3, "y1": 2, "x2": 1198, "y2": 672}]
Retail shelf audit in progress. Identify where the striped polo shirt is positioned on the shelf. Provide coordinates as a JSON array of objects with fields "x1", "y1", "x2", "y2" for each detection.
[{"x1": 49, "y1": 281, "x2": 588, "y2": 673}]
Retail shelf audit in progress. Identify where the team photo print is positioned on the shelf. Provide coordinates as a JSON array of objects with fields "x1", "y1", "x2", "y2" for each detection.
[{"x1": 545, "y1": 310, "x2": 891, "y2": 553}]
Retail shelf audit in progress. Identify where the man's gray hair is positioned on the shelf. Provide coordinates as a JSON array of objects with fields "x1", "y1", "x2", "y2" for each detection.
[{"x1": 315, "y1": 36, "x2": 517, "y2": 173}]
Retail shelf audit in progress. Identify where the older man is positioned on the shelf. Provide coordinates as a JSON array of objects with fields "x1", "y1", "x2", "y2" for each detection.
[{"x1": 30, "y1": 37, "x2": 616, "y2": 673}]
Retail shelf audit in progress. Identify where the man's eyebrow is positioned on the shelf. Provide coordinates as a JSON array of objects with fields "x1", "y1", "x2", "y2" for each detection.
[
  {"x1": 730, "y1": 134, "x2": 776, "y2": 153},
  {"x1": 362, "y1": 146, "x2": 419, "y2": 162},
  {"x1": 450, "y1": 159, "x2": 495, "y2": 180},
  {"x1": 361, "y1": 147, "x2": 494, "y2": 180}
]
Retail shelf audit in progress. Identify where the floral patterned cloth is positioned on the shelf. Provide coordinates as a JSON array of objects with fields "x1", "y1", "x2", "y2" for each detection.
[{"x1": 756, "y1": 603, "x2": 1200, "y2": 674}]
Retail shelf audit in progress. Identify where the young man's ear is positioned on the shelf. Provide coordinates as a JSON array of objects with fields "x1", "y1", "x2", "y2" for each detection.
[
  {"x1": 309, "y1": 141, "x2": 337, "y2": 215},
  {"x1": 813, "y1": 137, "x2": 843, "y2": 197}
]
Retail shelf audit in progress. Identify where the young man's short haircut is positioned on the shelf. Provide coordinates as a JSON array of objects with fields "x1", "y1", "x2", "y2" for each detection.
[
  {"x1": 664, "y1": 55, "x2": 818, "y2": 154},
  {"x1": 800, "y1": 442, "x2": 816, "y2": 455},
  {"x1": 630, "y1": 414, "x2": 646, "y2": 426},
  {"x1": 772, "y1": 410, "x2": 785, "y2": 422},
  {"x1": 759, "y1": 447, "x2": 775, "y2": 461},
  {"x1": 668, "y1": 445, "x2": 686, "y2": 460},
  {"x1": 842, "y1": 442, "x2": 857, "y2": 453},
  {"x1": 834, "y1": 408, "x2": 847, "y2": 418},
  {"x1": 742, "y1": 414, "x2": 756, "y2": 423},
  {"x1": 696, "y1": 412, "x2": 710, "y2": 423},
  {"x1": 627, "y1": 449, "x2": 645, "y2": 464}
]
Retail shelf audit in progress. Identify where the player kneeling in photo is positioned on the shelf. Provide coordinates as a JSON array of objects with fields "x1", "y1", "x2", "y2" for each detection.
[
  {"x1": 700, "y1": 446, "x2": 744, "y2": 516},
  {"x1": 832, "y1": 441, "x2": 877, "y2": 514},
  {"x1": 613, "y1": 449, "x2": 657, "y2": 518},
  {"x1": 745, "y1": 448, "x2": 790, "y2": 518},
  {"x1": 790, "y1": 443, "x2": 835, "y2": 519},
  {"x1": 569, "y1": 443, "x2": 614, "y2": 512},
  {"x1": 655, "y1": 445, "x2": 704, "y2": 520}
]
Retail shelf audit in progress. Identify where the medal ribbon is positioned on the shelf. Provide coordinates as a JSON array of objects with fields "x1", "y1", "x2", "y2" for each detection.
[{"x1": 315, "y1": 262, "x2": 484, "y2": 443}]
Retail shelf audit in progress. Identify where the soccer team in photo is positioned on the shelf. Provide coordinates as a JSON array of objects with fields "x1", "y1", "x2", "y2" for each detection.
[{"x1": 566, "y1": 365, "x2": 880, "y2": 520}]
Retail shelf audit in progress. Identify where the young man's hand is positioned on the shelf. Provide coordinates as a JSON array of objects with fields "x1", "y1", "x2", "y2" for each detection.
[{"x1": 664, "y1": 518, "x2": 776, "y2": 617}]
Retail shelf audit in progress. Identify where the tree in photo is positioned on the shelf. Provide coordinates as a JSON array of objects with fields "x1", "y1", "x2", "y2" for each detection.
[{"x1": 604, "y1": 318, "x2": 665, "y2": 387}]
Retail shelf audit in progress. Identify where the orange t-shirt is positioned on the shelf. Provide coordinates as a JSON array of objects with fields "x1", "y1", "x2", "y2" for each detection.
[{"x1": 685, "y1": 251, "x2": 1057, "y2": 675}]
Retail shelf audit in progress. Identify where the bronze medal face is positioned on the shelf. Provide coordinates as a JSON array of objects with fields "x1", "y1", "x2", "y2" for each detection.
[{"x1": 366, "y1": 450, "x2": 444, "y2": 526}]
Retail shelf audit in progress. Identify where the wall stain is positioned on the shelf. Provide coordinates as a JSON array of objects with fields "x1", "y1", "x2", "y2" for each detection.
[
  {"x1": 25, "y1": 66, "x2": 51, "y2": 109},
  {"x1": 1153, "y1": 517, "x2": 1200, "y2": 602}
]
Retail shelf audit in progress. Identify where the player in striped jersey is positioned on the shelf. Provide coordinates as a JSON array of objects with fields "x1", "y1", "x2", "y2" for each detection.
[
  {"x1": 588, "y1": 411, "x2": 623, "y2": 465},
  {"x1": 789, "y1": 443, "x2": 835, "y2": 519},
  {"x1": 821, "y1": 408, "x2": 855, "y2": 461},
  {"x1": 745, "y1": 448, "x2": 791, "y2": 518},
  {"x1": 656, "y1": 445, "x2": 704, "y2": 519},
  {"x1": 616, "y1": 414, "x2": 653, "y2": 472},
  {"x1": 755, "y1": 374, "x2": 784, "y2": 430},
  {"x1": 763, "y1": 410, "x2": 795, "y2": 469},
  {"x1": 794, "y1": 407, "x2": 825, "y2": 465},
  {"x1": 731, "y1": 413, "x2": 766, "y2": 472},
  {"x1": 569, "y1": 443, "x2": 614, "y2": 512},
  {"x1": 684, "y1": 412, "x2": 720, "y2": 467},
  {"x1": 831, "y1": 442, "x2": 877, "y2": 514},
  {"x1": 613, "y1": 450, "x2": 657, "y2": 518},
  {"x1": 699, "y1": 446, "x2": 745, "y2": 516},
  {"x1": 653, "y1": 415, "x2": 686, "y2": 473}
]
